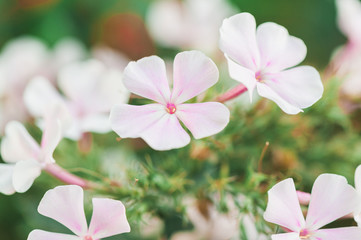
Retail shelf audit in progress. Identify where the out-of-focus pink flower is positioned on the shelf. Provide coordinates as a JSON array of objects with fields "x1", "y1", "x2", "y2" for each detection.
[
  {"x1": 353, "y1": 165, "x2": 361, "y2": 226},
  {"x1": 0, "y1": 37, "x2": 85, "y2": 133},
  {"x1": 264, "y1": 174, "x2": 361, "y2": 239},
  {"x1": 110, "y1": 50, "x2": 230, "y2": 151},
  {"x1": 0, "y1": 105, "x2": 63, "y2": 194},
  {"x1": 337, "y1": 0, "x2": 361, "y2": 48},
  {"x1": 219, "y1": 13, "x2": 323, "y2": 114},
  {"x1": 147, "y1": 0, "x2": 236, "y2": 54},
  {"x1": 24, "y1": 59, "x2": 130, "y2": 140},
  {"x1": 28, "y1": 185, "x2": 130, "y2": 240}
]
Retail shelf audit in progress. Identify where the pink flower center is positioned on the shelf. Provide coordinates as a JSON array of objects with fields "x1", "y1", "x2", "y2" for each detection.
[
  {"x1": 83, "y1": 236, "x2": 93, "y2": 240},
  {"x1": 299, "y1": 229, "x2": 311, "y2": 239},
  {"x1": 255, "y1": 71, "x2": 263, "y2": 82},
  {"x1": 166, "y1": 103, "x2": 176, "y2": 114}
]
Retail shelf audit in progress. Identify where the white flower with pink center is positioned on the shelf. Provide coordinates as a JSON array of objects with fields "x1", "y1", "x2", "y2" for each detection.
[
  {"x1": 264, "y1": 174, "x2": 361, "y2": 240},
  {"x1": 219, "y1": 13, "x2": 324, "y2": 114},
  {"x1": 27, "y1": 185, "x2": 130, "y2": 240},
  {"x1": 110, "y1": 50, "x2": 230, "y2": 151}
]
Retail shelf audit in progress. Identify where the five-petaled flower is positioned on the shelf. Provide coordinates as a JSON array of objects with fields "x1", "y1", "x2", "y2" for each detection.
[
  {"x1": 219, "y1": 12, "x2": 324, "y2": 114},
  {"x1": 264, "y1": 174, "x2": 361, "y2": 240},
  {"x1": 28, "y1": 185, "x2": 130, "y2": 240},
  {"x1": 110, "y1": 50, "x2": 230, "y2": 151}
]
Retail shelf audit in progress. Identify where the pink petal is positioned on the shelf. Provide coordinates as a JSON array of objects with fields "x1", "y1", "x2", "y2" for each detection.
[
  {"x1": 305, "y1": 174, "x2": 359, "y2": 230},
  {"x1": 140, "y1": 113, "x2": 190, "y2": 151},
  {"x1": 13, "y1": 159, "x2": 42, "y2": 193},
  {"x1": 80, "y1": 114, "x2": 112, "y2": 134},
  {"x1": 110, "y1": 103, "x2": 166, "y2": 138},
  {"x1": 88, "y1": 198, "x2": 130, "y2": 239},
  {"x1": 263, "y1": 178, "x2": 305, "y2": 232},
  {"x1": 256, "y1": 22, "x2": 306, "y2": 72},
  {"x1": 354, "y1": 165, "x2": 361, "y2": 225},
  {"x1": 225, "y1": 57, "x2": 257, "y2": 101},
  {"x1": 219, "y1": 12, "x2": 260, "y2": 71},
  {"x1": 270, "y1": 233, "x2": 300, "y2": 240},
  {"x1": 176, "y1": 102, "x2": 230, "y2": 139},
  {"x1": 123, "y1": 56, "x2": 171, "y2": 104},
  {"x1": 314, "y1": 227, "x2": 361, "y2": 240},
  {"x1": 27, "y1": 230, "x2": 79, "y2": 240},
  {"x1": 171, "y1": 51, "x2": 219, "y2": 104},
  {"x1": 0, "y1": 164, "x2": 15, "y2": 195},
  {"x1": 37, "y1": 185, "x2": 88, "y2": 236},
  {"x1": 1, "y1": 121, "x2": 40, "y2": 163},
  {"x1": 23, "y1": 76, "x2": 65, "y2": 118},
  {"x1": 336, "y1": 0, "x2": 361, "y2": 44}
]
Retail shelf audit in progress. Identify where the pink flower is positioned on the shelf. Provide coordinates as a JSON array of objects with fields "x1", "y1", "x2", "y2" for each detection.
[
  {"x1": 336, "y1": 0, "x2": 361, "y2": 47},
  {"x1": 353, "y1": 165, "x2": 361, "y2": 226},
  {"x1": 0, "y1": 105, "x2": 63, "y2": 194},
  {"x1": 28, "y1": 185, "x2": 130, "y2": 240},
  {"x1": 264, "y1": 174, "x2": 361, "y2": 240},
  {"x1": 110, "y1": 50, "x2": 230, "y2": 151},
  {"x1": 219, "y1": 13, "x2": 324, "y2": 114}
]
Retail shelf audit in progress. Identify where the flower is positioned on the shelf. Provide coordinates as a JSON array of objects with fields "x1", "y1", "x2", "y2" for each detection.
[
  {"x1": 110, "y1": 50, "x2": 230, "y2": 151},
  {"x1": 219, "y1": 13, "x2": 323, "y2": 114},
  {"x1": 0, "y1": 105, "x2": 63, "y2": 194},
  {"x1": 147, "y1": 0, "x2": 236, "y2": 54},
  {"x1": 264, "y1": 174, "x2": 361, "y2": 239},
  {"x1": 28, "y1": 185, "x2": 130, "y2": 240},
  {"x1": 353, "y1": 165, "x2": 361, "y2": 226},
  {"x1": 336, "y1": 0, "x2": 361, "y2": 48},
  {"x1": 24, "y1": 59, "x2": 130, "y2": 140}
]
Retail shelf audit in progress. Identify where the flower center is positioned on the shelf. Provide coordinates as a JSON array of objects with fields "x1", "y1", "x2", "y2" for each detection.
[
  {"x1": 255, "y1": 71, "x2": 263, "y2": 82},
  {"x1": 299, "y1": 229, "x2": 311, "y2": 239},
  {"x1": 83, "y1": 236, "x2": 93, "y2": 240},
  {"x1": 166, "y1": 103, "x2": 176, "y2": 114}
]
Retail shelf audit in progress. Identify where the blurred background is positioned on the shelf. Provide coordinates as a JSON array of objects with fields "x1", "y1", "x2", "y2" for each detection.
[{"x1": 0, "y1": 0, "x2": 360, "y2": 239}]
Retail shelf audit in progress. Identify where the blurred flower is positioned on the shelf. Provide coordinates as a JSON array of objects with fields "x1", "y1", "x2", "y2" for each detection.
[
  {"x1": 219, "y1": 13, "x2": 323, "y2": 114},
  {"x1": 353, "y1": 165, "x2": 361, "y2": 226},
  {"x1": 24, "y1": 59, "x2": 130, "y2": 140},
  {"x1": 28, "y1": 185, "x2": 130, "y2": 240},
  {"x1": 147, "y1": 0, "x2": 236, "y2": 54},
  {"x1": 264, "y1": 174, "x2": 361, "y2": 239},
  {"x1": 0, "y1": 105, "x2": 63, "y2": 194},
  {"x1": 110, "y1": 50, "x2": 230, "y2": 151},
  {"x1": 0, "y1": 37, "x2": 85, "y2": 133}
]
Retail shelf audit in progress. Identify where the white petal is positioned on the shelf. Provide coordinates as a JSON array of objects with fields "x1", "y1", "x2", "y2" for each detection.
[
  {"x1": 271, "y1": 233, "x2": 300, "y2": 240},
  {"x1": 13, "y1": 160, "x2": 42, "y2": 193},
  {"x1": 305, "y1": 174, "x2": 360, "y2": 230},
  {"x1": 336, "y1": 0, "x2": 361, "y2": 43},
  {"x1": 176, "y1": 102, "x2": 230, "y2": 139},
  {"x1": 256, "y1": 22, "x2": 306, "y2": 71},
  {"x1": 263, "y1": 178, "x2": 305, "y2": 232},
  {"x1": 37, "y1": 185, "x2": 88, "y2": 236},
  {"x1": 80, "y1": 114, "x2": 111, "y2": 134},
  {"x1": 27, "y1": 230, "x2": 80, "y2": 240},
  {"x1": 0, "y1": 164, "x2": 15, "y2": 195},
  {"x1": 354, "y1": 165, "x2": 361, "y2": 225},
  {"x1": 89, "y1": 198, "x2": 130, "y2": 238},
  {"x1": 226, "y1": 56, "x2": 257, "y2": 101},
  {"x1": 123, "y1": 56, "x2": 171, "y2": 104},
  {"x1": 219, "y1": 12, "x2": 260, "y2": 71},
  {"x1": 171, "y1": 51, "x2": 219, "y2": 104},
  {"x1": 314, "y1": 227, "x2": 361, "y2": 240},
  {"x1": 1, "y1": 121, "x2": 40, "y2": 163}
]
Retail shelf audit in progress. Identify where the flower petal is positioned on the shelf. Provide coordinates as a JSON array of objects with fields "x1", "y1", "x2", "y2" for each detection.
[
  {"x1": 0, "y1": 164, "x2": 15, "y2": 195},
  {"x1": 226, "y1": 57, "x2": 257, "y2": 101},
  {"x1": 1, "y1": 121, "x2": 40, "y2": 163},
  {"x1": 262, "y1": 66, "x2": 323, "y2": 112},
  {"x1": 354, "y1": 165, "x2": 361, "y2": 225},
  {"x1": 13, "y1": 159, "x2": 42, "y2": 193},
  {"x1": 176, "y1": 102, "x2": 230, "y2": 139},
  {"x1": 336, "y1": 0, "x2": 361, "y2": 44},
  {"x1": 80, "y1": 114, "x2": 112, "y2": 134},
  {"x1": 89, "y1": 198, "x2": 130, "y2": 238},
  {"x1": 37, "y1": 185, "x2": 88, "y2": 236},
  {"x1": 171, "y1": 51, "x2": 219, "y2": 104},
  {"x1": 314, "y1": 227, "x2": 361, "y2": 240},
  {"x1": 256, "y1": 22, "x2": 306, "y2": 72},
  {"x1": 27, "y1": 230, "x2": 80, "y2": 240},
  {"x1": 270, "y1": 232, "x2": 300, "y2": 240},
  {"x1": 123, "y1": 56, "x2": 171, "y2": 104},
  {"x1": 110, "y1": 103, "x2": 166, "y2": 138},
  {"x1": 219, "y1": 12, "x2": 260, "y2": 71},
  {"x1": 263, "y1": 178, "x2": 305, "y2": 232},
  {"x1": 305, "y1": 174, "x2": 359, "y2": 230}
]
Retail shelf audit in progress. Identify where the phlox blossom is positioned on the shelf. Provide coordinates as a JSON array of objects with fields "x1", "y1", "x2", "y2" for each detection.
[
  {"x1": 336, "y1": 0, "x2": 361, "y2": 48},
  {"x1": 28, "y1": 185, "x2": 130, "y2": 240},
  {"x1": 0, "y1": 105, "x2": 63, "y2": 194},
  {"x1": 110, "y1": 50, "x2": 230, "y2": 151},
  {"x1": 264, "y1": 174, "x2": 361, "y2": 240},
  {"x1": 219, "y1": 13, "x2": 323, "y2": 114},
  {"x1": 24, "y1": 59, "x2": 130, "y2": 140}
]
